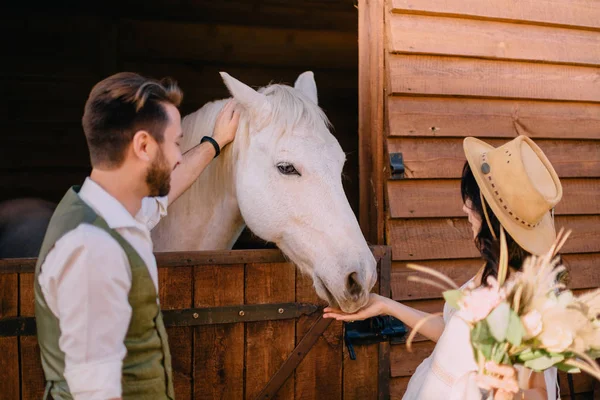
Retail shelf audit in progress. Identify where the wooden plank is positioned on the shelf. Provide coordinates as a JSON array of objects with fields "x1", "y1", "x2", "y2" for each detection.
[
  {"x1": 390, "y1": 363, "x2": 595, "y2": 396},
  {"x1": 358, "y1": 0, "x2": 386, "y2": 244},
  {"x1": 193, "y1": 264, "x2": 245, "y2": 400},
  {"x1": 0, "y1": 16, "x2": 117, "y2": 79},
  {"x1": 0, "y1": 168, "x2": 89, "y2": 204},
  {"x1": 342, "y1": 245, "x2": 385, "y2": 400},
  {"x1": 0, "y1": 273, "x2": 19, "y2": 400},
  {"x1": 3, "y1": 248, "x2": 396, "y2": 272},
  {"x1": 391, "y1": 253, "x2": 600, "y2": 300},
  {"x1": 387, "y1": 138, "x2": 600, "y2": 179},
  {"x1": 387, "y1": 179, "x2": 600, "y2": 218},
  {"x1": 120, "y1": 62, "x2": 358, "y2": 114},
  {"x1": 390, "y1": 340, "x2": 434, "y2": 377},
  {"x1": 20, "y1": 273, "x2": 46, "y2": 400},
  {"x1": 392, "y1": 259, "x2": 482, "y2": 301},
  {"x1": 294, "y1": 272, "x2": 343, "y2": 400},
  {"x1": 388, "y1": 215, "x2": 600, "y2": 260},
  {"x1": 119, "y1": 19, "x2": 357, "y2": 70},
  {"x1": 157, "y1": 249, "x2": 287, "y2": 267},
  {"x1": 390, "y1": 377, "x2": 411, "y2": 399},
  {"x1": 387, "y1": 97, "x2": 600, "y2": 139},
  {"x1": 1, "y1": 136, "x2": 91, "y2": 169},
  {"x1": 158, "y1": 267, "x2": 193, "y2": 400},
  {"x1": 12, "y1": 0, "x2": 358, "y2": 32},
  {"x1": 388, "y1": 14, "x2": 600, "y2": 66},
  {"x1": 245, "y1": 262, "x2": 296, "y2": 400},
  {"x1": 343, "y1": 343, "x2": 380, "y2": 400},
  {"x1": 388, "y1": 55, "x2": 600, "y2": 102},
  {"x1": 390, "y1": 0, "x2": 600, "y2": 30},
  {"x1": 560, "y1": 371, "x2": 595, "y2": 395}
]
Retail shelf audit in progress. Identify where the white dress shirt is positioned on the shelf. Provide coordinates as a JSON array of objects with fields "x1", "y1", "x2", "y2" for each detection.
[{"x1": 38, "y1": 178, "x2": 168, "y2": 400}]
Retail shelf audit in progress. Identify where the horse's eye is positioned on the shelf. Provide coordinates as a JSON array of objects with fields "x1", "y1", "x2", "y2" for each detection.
[{"x1": 277, "y1": 163, "x2": 301, "y2": 176}]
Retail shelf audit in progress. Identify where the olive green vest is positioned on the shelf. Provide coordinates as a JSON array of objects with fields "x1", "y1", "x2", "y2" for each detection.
[{"x1": 34, "y1": 187, "x2": 174, "y2": 399}]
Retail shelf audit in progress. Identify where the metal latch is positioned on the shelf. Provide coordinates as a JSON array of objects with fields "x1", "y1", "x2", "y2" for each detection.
[
  {"x1": 344, "y1": 316, "x2": 407, "y2": 360},
  {"x1": 389, "y1": 152, "x2": 405, "y2": 179}
]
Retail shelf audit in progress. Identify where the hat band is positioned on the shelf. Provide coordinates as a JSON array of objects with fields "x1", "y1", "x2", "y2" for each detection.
[{"x1": 481, "y1": 152, "x2": 540, "y2": 229}]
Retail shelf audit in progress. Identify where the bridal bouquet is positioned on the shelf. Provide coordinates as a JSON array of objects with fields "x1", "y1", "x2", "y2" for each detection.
[{"x1": 406, "y1": 229, "x2": 600, "y2": 382}]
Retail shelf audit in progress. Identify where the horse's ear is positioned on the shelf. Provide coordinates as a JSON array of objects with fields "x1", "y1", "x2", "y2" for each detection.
[
  {"x1": 219, "y1": 72, "x2": 271, "y2": 114},
  {"x1": 294, "y1": 71, "x2": 318, "y2": 105}
]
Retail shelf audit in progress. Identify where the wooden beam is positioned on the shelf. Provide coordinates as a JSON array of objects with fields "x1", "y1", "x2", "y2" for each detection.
[
  {"x1": 388, "y1": 14, "x2": 600, "y2": 66},
  {"x1": 159, "y1": 267, "x2": 193, "y2": 399},
  {"x1": 194, "y1": 264, "x2": 245, "y2": 399},
  {"x1": 387, "y1": 97, "x2": 600, "y2": 139},
  {"x1": 390, "y1": 0, "x2": 600, "y2": 30},
  {"x1": 387, "y1": 179, "x2": 600, "y2": 218},
  {"x1": 391, "y1": 253, "x2": 600, "y2": 301},
  {"x1": 245, "y1": 262, "x2": 296, "y2": 399},
  {"x1": 119, "y1": 19, "x2": 358, "y2": 70},
  {"x1": 358, "y1": 0, "x2": 386, "y2": 244},
  {"x1": 387, "y1": 138, "x2": 600, "y2": 179},
  {"x1": 388, "y1": 215, "x2": 600, "y2": 260},
  {"x1": 388, "y1": 55, "x2": 600, "y2": 102},
  {"x1": 0, "y1": 273, "x2": 19, "y2": 400}
]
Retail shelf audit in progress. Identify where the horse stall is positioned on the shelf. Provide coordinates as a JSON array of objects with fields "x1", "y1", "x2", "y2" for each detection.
[
  {"x1": 0, "y1": 247, "x2": 392, "y2": 399},
  {"x1": 358, "y1": 0, "x2": 600, "y2": 398},
  {"x1": 0, "y1": 1, "x2": 396, "y2": 400}
]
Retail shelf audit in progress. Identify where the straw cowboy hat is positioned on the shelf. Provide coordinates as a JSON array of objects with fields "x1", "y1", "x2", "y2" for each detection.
[{"x1": 463, "y1": 135, "x2": 563, "y2": 256}]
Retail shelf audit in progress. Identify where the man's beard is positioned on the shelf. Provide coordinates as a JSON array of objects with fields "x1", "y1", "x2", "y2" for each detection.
[{"x1": 146, "y1": 149, "x2": 171, "y2": 197}]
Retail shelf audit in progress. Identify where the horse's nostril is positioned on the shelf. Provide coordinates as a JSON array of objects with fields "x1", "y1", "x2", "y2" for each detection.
[{"x1": 346, "y1": 272, "x2": 363, "y2": 297}]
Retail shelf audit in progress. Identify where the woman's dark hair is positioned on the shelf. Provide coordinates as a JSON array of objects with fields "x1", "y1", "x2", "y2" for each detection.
[{"x1": 460, "y1": 162, "x2": 531, "y2": 285}]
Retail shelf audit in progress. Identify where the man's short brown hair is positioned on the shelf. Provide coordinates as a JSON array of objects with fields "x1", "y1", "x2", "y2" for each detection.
[{"x1": 82, "y1": 72, "x2": 183, "y2": 168}]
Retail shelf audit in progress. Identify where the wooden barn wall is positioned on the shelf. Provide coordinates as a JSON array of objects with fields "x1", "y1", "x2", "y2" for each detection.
[
  {"x1": 379, "y1": 0, "x2": 600, "y2": 398},
  {"x1": 0, "y1": 1, "x2": 360, "y2": 226}
]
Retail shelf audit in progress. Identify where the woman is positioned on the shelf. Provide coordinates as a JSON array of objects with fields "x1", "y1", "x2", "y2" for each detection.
[{"x1": 324, "y1": 135, "x2": 564, "y2": 399}]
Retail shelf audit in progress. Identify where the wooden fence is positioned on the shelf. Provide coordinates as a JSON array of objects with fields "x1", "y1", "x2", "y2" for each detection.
[{"x1": 0, "y1": 246, "x2": 392, "y2": 400}]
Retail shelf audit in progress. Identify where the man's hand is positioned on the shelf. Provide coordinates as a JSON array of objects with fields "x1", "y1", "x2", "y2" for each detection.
[
  {"x1": 212, "y1": 99, "x2": 240, "y2": 150},
  {"x1": 166, "y1": 100, "x2": 241, "y2": 205}
]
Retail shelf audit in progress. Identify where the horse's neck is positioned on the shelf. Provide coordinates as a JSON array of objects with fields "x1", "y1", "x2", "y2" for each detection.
[{"x1": 152, "y1": 102, "x2": 247, "y2": 251}]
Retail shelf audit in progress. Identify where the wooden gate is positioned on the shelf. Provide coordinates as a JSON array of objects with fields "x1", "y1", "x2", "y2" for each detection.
[{"x1": 0, "y1": 246, "x2": 392, "y2": 400}]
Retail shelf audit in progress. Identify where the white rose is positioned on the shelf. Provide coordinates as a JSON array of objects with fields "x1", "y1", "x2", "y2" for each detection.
[
  {"x1": 539, "y1": 325, "x2": 573, "y2": 353},
  {"x1": 521, "y1": 310, "x2": 543, "y2": 339}
]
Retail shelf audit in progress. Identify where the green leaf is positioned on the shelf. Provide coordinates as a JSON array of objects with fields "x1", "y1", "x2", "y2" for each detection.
[
  {"x1": 524, "y1": 355, "x2": 564, "y2": 371},
  {"x1": 516, "y1": 348, "x2": 546, "y2": 362},
  {"x1": 474, "y1": 341, "x2": 494, "y2": 360},
  {"x1": 555, "y1": 362, "x2": 581, "y2": 373},
  {"x1": 471, "y1": 320, "x2": 495, "y2": 344},
  {"x1": 471, "y1": 321, "x2": 496, "y2": 360},
  {"x1": 491, "y1": 343, "x2": 507, "y2": 364},
  {"x1": 506, "y1": 309, "x2": 525, "y2": 347},
  {"x1": 443, "y1": 290, "x2": 463, "y2": 310},
  {"x1": 486, "y1": 302, "x2": 510, "y2": 342}
]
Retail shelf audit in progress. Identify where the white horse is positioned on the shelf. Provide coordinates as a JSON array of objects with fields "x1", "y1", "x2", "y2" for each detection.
[{"x1": 152, "y1": 72, "x2": 376, "y2": 313}]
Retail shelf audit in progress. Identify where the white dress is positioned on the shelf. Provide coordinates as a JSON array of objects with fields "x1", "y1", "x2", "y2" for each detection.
[{"x1": 402, "y1": 284, "x2": 559, "y2": 400}]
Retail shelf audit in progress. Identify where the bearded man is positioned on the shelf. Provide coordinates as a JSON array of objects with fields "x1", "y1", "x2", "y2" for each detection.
[{"x1": 34, "y1": 72, "x2": 239, "y2": 400}]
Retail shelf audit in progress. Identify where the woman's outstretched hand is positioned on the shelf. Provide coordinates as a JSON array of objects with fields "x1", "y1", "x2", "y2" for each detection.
[{"x1": 323, "y1": 293, "x2": 389, "y2": 321}]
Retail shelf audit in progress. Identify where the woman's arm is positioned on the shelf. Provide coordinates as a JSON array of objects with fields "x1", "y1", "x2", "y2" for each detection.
[{"x1": 323, "y1": 293, "x2": 446, "y2": 342}]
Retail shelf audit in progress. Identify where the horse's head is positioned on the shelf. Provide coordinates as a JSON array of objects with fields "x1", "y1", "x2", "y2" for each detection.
[{"x1": 221, "y1": 71, "x2": 377, "y2": 313}]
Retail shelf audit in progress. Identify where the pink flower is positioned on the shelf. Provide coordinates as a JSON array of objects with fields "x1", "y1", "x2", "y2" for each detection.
[{"x1": 457, "y1": 277, "x2": 507, "y2": 323}]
